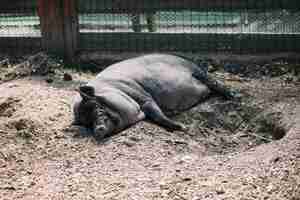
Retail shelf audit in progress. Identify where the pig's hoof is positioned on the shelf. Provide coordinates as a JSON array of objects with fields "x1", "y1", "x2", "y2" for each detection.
[{"x1": 66, "y1": 125, "x2": 92, "y2": 137}]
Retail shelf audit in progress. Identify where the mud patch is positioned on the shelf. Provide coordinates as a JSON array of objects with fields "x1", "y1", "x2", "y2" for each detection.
[{"x1": 0, "y1": 97, "x2": 21, "y2": 117}]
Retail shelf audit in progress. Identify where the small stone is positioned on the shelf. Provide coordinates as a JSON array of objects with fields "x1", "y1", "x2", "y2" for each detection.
[
  {"x1": 49, "y1": 117, "x2": 56, "y2": 121},
  {"x1": 129, "y1": 136, "x2": 141, "y2": 142},
  {"x1": 8, "y1": 84, "x2": 19, "y2": 88},
  {"x1": 208, "y1": 65, "x2": 218, "y2": 73},
  {"x1": 159, "y1": 181, "x2": 169, "y2": 189},
  {"x1": 63, "y1": 73, "x2": 73, "y2": 81},
  {"x1": 152, "y1": 163, "x2": 160, "y2": 168},
  {"x1": 267, "y1": 184, "x2": 275, "y2": 193},
  {"x1": 122, "y1": 140, "x2": 135, "y2": 147},
  {"x1": 182, "y1": 177, "x2": 192, "y2": 182},
  {"x1": 216, "y1": 189, "x2": 225, "y2": 195},
  {"x1": 46, "y1": 77, "x2": 53, "y2": 83},
  {"x1": 272, "y1": 156, "x2": 281, "y2": 163},
  {"x1": 30, "y1": 181, "x2": 36, "y2": 186},
  {"x1": 54, "y1": 134, "x2": 66, "y2": 139},
  {"x1": 2, "y1": 185, "x2": 16, "y2": 191}
]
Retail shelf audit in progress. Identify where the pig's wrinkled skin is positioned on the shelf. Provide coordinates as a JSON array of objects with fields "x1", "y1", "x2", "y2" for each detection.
[{"x1": 72, "y1": 54, "x2": 236, "y2": 139}]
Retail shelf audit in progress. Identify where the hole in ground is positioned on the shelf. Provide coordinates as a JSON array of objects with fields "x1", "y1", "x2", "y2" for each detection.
[{"x1": 174, "y1": 97, "x2": 288, "y2": 155}]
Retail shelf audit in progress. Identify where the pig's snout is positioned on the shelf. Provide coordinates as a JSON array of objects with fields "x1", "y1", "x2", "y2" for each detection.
[{"x1": 94, "y1": 125, "x2": 108, "y2": 139}]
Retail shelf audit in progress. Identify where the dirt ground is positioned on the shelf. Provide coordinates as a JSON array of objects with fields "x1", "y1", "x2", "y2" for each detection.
[{"x1": 0, "y1": 54, "x2": 299, "y2": 200}]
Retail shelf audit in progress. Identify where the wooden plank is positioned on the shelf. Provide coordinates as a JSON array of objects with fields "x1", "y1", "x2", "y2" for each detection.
[
  {"x1": 78, "y1": 0, "x2": 300, "y2": 13},
  {"x1": 37, "y1": 0, "x2": 65, "y2": 55},
  {"x1": 63, "y1": 0, "x2": 79, "y2": 63},
  {"x1": 79, "y1": 32, "x2": 300, "y2": 53},
  {"x1": 0, "y1": 0, "x2": 37, "y2": 14},
  {"x1": 37, "y1": 0, "x2": 78, "y2": 62},
  {"x1": 0, "y1": 37, "x2": 42, "y2": 52}
]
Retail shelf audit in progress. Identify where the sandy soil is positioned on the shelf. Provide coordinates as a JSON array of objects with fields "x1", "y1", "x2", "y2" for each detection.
[{"x1": 0, "y1": 57, "x2": 299, "y2": 200}]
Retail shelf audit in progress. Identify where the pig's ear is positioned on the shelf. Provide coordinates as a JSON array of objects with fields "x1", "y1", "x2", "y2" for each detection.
[{"x1": 78, "y1": 85, "x2": 95, "y2": 101}]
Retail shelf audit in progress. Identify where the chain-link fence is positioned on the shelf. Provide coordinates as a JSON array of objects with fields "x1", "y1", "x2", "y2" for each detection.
[
  {"x1": 0, "y1": 0, "x2": 41, "y2": 54},
  {"x1": 0, "y1": 0, "x2": 300, "y2": 55},
  {"x1": 0, "y1": 14, "x2": 40, "y2": 37},
  {"x1": 78, "y1": 0, "x2": 300, "y2": 53},
  {"x1": 79, "y1": 10, "x2": 300, "y2": 34}
]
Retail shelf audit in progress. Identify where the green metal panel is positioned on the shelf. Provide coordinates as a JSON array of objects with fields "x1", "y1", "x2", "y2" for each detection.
[
  {"x1": 0, "y1": 0, "x2": 37, "y2": 14},
  {"x1": 0, "y1": 37, "x2": 42, "y2": 52},
  {"x1": 79, "y1": 33, "x2": 300, "y2": 53}
]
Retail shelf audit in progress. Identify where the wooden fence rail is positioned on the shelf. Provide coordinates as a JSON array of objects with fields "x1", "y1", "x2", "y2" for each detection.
[{"x1": 37, "y1": 0, "x2": 78, "y2": 62}]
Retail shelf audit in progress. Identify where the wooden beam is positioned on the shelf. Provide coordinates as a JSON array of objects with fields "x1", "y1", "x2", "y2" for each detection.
[
  {"x1": 38, "y1": 0, "x2": 65, "y2": 55},
  {"x1": 37, "y1": 0, "x2": 78, "y2": 62},
  {"x1": 63, "y1": 0, "x2": 79, "y2": 63}
]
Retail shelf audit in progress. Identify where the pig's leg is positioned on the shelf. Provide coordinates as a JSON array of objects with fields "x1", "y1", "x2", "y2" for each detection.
[{"x1": 142, "y1": 101, "x2": 186, "y2": 132}]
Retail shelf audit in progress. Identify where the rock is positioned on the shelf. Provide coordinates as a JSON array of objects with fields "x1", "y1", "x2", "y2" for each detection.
[
  {"x1": 0, "y1": 97, "x2": 20, "y2": 117},
  {"x1": 0, "y1": 58, "x2": 9, "y2": 68},
  {"x1": 46, "y1": 77, "x2": 53, "y2": 83},
  {"x1": 129, "y1": 136, "x2": 141, "y2": 142},
  {"x1": 17, "y1": 130, "x2": 33, "y2": 139},
  {"x1": 283, "y1": 74, "x2": 294, "y2": 83},
  {"x1": 122, "y1": 140, "x2": 135, "y2": 147},
  {"x1": 224, "y1": 63, "x2": 243, "y2": 74},
  {"x1": 208, "y1": 64, "x2": 218, "y2": 73},
  {"x1": 182, "y1": 177, "x2": 192, "y2": 182},
  {"x1": 15, "y1": 52, "x2": 52, "y2": 76},
  {"x1": 216, "y1": 189, "x2": 225, "y2": 195},
  {"x1": 0, "y1": 52, "x2": 61, "y2": 83},
  {"x1": 63, "y1": 73, "x2": 73, "y2": 81}
]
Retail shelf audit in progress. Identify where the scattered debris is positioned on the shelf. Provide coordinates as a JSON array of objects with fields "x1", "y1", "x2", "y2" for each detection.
[
  {"x1": 6, "y1": 118, "x2": 40, "y2": 139},
  {"x1": 0, "y1": 58, "x2": 9, "y2": 68},
  {"x1": 0, "y1": 52, "x2": 61, "y2": 83},
  {"x1": 45, "y1": 77, "x2": 54, "y2": 83},
  {"x1": 0, "y1": 97, "x2": 21, "y2": 117}
]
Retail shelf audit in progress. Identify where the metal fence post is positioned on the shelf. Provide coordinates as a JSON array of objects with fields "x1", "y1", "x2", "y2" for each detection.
[{"x1": 37, "y1": 0, "x2": 78, "y2": 63}]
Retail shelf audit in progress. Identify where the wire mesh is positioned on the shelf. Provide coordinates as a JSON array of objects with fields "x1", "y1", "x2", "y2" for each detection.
[
  {"x1": 0, "y1": 0, "x2": 41, "y2": 54},
  {"x1": 0, "y1": 0, "x2": 299, "y2": 54},
  {"x1": 78, "y1": 0, "x2": 300, "y2": 53},
  {"x1": 0, "y1": 13, "x2": 40, "y2": 37},
  {"x1": 79, "y1": 8, "x2": 300, "y2": 34}
]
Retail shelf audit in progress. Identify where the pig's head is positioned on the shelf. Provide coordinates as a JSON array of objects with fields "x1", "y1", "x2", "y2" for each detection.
[{"x1": 74, "y1": 85, "x2": 119, "y2": 139}]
